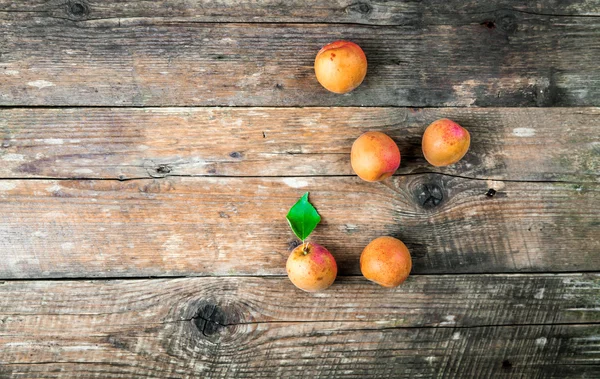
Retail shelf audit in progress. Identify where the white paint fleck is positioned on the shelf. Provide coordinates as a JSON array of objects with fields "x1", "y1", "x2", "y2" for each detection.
[
  {"x1": 2, "y1": 153, "x2": 25, "y2": 162},
  {"x1": 512, "y1": 128, "x2": 536, "y2": 137},
  {"x1": 43, "y1": 138, "x2": 64, "y2": 145},
  {"x1": 441, "y1": 315, "x2": 456, "y2": 325},
  {"x1": 534, "y1": 288, "x2": 545, "y2": 300},
  {"x1": 452, "y1": 332, "x2": 461, "y2": 340},
  {"x1": 61, "y1": 242, "x2": 75, "y2": 251},
  {"x1": 137, "y1": 145, "x2": 150, "y2": 151},
  {"x1": 536, "y1": 337, "x2": 547, "y2": 347},
  {"x1": 44, "y1": 211, "x2": 66, "y2": 218},
  {"x1": 485, "y1": 180, "x2": 506, "y2": 191},
  {"x1": 0, "y1": 182, "x2": 16, "y2": 191},
  {"x1": 27, "y1": 80, "x2": 55, "y2": 89},
  {"x1": 61, "y1": 345, "x2": 101, "y2": 351},
  {"x1": 163, "y1": 234, "x2": 183, "y2": 253},
  {"x1": 4, "y1": 70, "x2": 19, "y2": 76},
  {"x1": 425, "y1": 356, "x2": 437, "y2": 364},
  {"x1": 45, "y1": 184, "x2": 62, "y2": 193},
  {"x1": 32, "y1": 231, "x2": 48, "y2": 238},
  {"x1": 73, "y1": 168, "x2": 94, "y2": 175},
  {"x1": 69, "y1": 139, "x2": 81, "y2": 143},
  {"x1": 283, "y1": 178, "x2": 309, "y2": 188}
]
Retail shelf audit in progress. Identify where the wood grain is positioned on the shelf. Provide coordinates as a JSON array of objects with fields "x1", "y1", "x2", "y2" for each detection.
[
  {"x1": 1, "y1": 0, "x2": 599, "y2": 25},
  {"x1": 1, "y1": 10, "x2": 599, "y2": 106},
  {"x1": 0, "y1": 275, "x2": 598, "y2": 378},
  {"x1": 1, "y1": 107, "x2": 598, "y2": 182},
  {"x1": 0, "y1": 176, "x2": 598, "y2": 278}
]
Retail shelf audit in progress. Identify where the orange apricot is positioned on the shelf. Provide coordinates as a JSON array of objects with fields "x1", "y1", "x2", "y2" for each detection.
[
  {"x1": 351, "y1": 131, "x2": 400, "y2": 182},
  {"x1": 314, "y1": 40, "x2": 367, "y2": 94},
  {"x1": 360, "y1": 236, "x2": 412, "y2": 288},
  {"x1": 422, "y1": 119, "x2": 470, "y2": 167},
  {"x1": 286, "y1": 242, "x2": 337, "y2": 292}
]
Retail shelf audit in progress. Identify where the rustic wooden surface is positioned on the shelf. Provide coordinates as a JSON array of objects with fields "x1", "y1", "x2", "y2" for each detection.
[
  {"x1": 1, "y1": 107, "x2": 598, "y2": 182},
  {"x1": 0, "y1": 176, "x2": 598, "y2": 278},
  {"x1": 1, "y1": 275, "x2": 599, "y2": 378},
  {"x1": 1, "y1": 0, "x2": 599, "y2": 378},
  {"x1": 1, "y1": 1, "x2": 600, "y2": 106}
]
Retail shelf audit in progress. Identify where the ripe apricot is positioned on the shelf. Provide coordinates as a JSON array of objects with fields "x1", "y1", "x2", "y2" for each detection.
[
  {"x1": 422, "y1": 119, "x2": 470, "y2": 167},
  {"x1": 360, "y1": 236, "x2": 412, "y2": 288},
  {"x1": 286, "y1": 242, "x2": 337, "y2": 292},
  {"x1": 314, "y1": 40, "x2": 367, "y2": 94},
  {"x1": 351, "y1": 131, "x2": 400, "y2": 182}
]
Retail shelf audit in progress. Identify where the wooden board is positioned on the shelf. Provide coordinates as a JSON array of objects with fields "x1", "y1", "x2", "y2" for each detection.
[
  {"x1": 0, "y1": 275, "x2": 598, "y2": 378},
  {"x1": 1, "y1": 9, "x2": 599, "y2": 106},
  {"x1": 1, "y1": 176, "x2": 598, "y2": 278},
  {"x1": 1, "y1": 0, "x2": 599, "y2": 25},
  {"x1": 1, "y1": 107, "x2": 598, "y2": 182}
]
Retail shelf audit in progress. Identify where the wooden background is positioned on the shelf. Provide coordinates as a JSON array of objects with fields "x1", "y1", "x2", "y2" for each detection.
[{"x1": 0, "y1": 1, "x2": 599, "y2": 378}]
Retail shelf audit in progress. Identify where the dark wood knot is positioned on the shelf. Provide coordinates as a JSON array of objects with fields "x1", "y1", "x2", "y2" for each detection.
[
  {"x1": 192, "y1": 302, "x2": 241, "y2": 338},
  {"x1": 498, "y1": 13, "x2": 518, "y2": 34},
  {"x1": 416, "y1": 183, "x2": 444, "y2": 208},
  {"x1": 229, "y1": 152, "x2": 242, "y2": 159},
  {"x1": 144, "y1": 160, "x2": 173, "y2": 178},
  {"x1": 68, "y1": 1, "x2": 89, "y2": 18},
  {"x1": 156, "y1": 164, "x2": 172, "y2": 174},
  {"x1": 346, "y1": 2, "x2": 373, "y2": 15}
]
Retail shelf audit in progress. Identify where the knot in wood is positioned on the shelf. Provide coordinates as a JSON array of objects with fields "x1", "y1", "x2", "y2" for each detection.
[
  {"x1": 156, "y1": 164, "x2": 172, "y2": 175},
  {"x1": 346, "y1": 2, "x2": 373, "y2": 16},
  {"x1": 497, "y1": 13, "x2": 518, "y2": 34},
  {"x1": 229, "y1": 151, "x2": 242, "y2": 159},
  {"x1": 192, "y1": 302, "x2": 240, "y2": 338},
  {"x1": 416, "y1": 183, "x2": 444, "y2": 208},
  {"x1": 68, "y1": 1, "x2": 89, "y2": 18}
]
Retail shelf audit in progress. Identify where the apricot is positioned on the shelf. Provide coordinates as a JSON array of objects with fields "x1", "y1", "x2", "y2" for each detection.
[
  {"x1": 360, "y1": 236, "x2": 412, "y2": 288},
  {"x1": 351, "y1": 131, "x2": 400, "y2": 182},
  {"x1": 314, "y1": 40, "x2": 367, "y2": 94},
  {"x1": 422, "y1": 118, "x2": 470, "y2": 167},
  {"x1": 286, "y1": 242, "x2": 337, "y2": 292}
]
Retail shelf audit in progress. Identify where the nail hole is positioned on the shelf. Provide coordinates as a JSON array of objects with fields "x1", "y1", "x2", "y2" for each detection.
[
  {"x1": 502, "y1": 359, "x2": 512, "y2": 369},
  {"x1": 486, "y1": 188, "x2": 497, "y2": 197},
  {"x1": 481, "y1": 20, "x2": 496, "y2": 29}
]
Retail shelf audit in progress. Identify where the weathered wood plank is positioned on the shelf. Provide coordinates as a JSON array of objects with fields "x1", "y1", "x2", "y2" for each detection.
[
  {"x1": 1, "y1": 12, "x2": 599, "y2": 106},
  {"x1": 0, "y1": 275, "x2": 598, "y2": 378},
  {"x1": 1, "y1": 107, "x2": 598, "y2": 182},
  {"x1": 1, "y1": 0, "x2": 598, "y2": 25},
  {"x1": 0, "y1": 176, "x2": 597, "y2": 278},
  {"x1": 1, "y1": 275, "x2": 598, "y2": 326}
]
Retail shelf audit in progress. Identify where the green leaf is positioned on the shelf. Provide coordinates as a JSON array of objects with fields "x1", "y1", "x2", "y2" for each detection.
[{"x1": 286, "y1": 192, "x2": 321, "y2": 241}]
